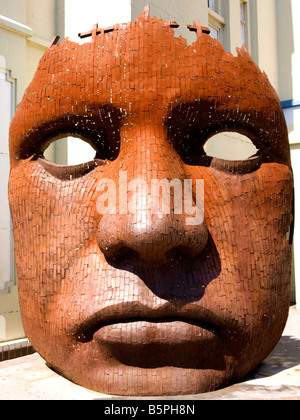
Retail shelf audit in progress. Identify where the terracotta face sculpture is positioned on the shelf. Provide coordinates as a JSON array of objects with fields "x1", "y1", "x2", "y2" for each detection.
[{"x1": 9, "y1": 10, "x2": 294, "y2": 396}]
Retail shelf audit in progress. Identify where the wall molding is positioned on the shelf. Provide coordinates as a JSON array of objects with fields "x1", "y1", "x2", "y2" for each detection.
[
  {"x1": 0, "y1": 14, "x2": 33, "y2": 38},
  {"x1": 27, "y1": 36, "x2": 51, "y2": 50}
]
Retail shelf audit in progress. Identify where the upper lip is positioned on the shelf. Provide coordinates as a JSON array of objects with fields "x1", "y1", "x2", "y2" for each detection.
[{"x1": 71, "y1": 301, "x2": 227, "y2": 343}]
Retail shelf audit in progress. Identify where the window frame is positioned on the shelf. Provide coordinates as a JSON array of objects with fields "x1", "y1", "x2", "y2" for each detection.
[
  {"x1": 208, "y1": 1, "x2": 225, "y2": 42},
  {"x1": 240, "y1": 0, "x2": 250, "y2": 48}
]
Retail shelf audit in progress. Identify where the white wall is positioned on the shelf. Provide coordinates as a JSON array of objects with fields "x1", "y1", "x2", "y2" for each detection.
[
  {"x1": 0, "y1": 0, "x2": 57, "y2": 342},
  {"x1": 291, "y1": 0, "x2": 300, "y2": 102},
  {"x1": 290, "y1": 142, "x2": 300, "y2": 308},
  {"x1": 284, "y1": 104, "x2": 300, "y2": 308},
  {"x1": 0, "y1": 0, "x2": 26, "y2": 24},
  {"x1": 249, "y1": 0, "x2": 279, "y2": 93},
  {"x1": 283, "y1": 0, "x2": 300, "y2": 308}
]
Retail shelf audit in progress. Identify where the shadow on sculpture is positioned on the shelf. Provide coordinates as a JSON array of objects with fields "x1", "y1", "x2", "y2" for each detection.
[
  {"x1": 8, "y1": 7, "x2": 294, "y2": 396},
  {"x1": 106, "y1": 234, "x2": 221, "y2": 303}
]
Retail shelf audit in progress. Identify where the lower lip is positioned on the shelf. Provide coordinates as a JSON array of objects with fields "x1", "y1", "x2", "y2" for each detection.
[{"x1": 93, "y1": 320, "x2": 218, "y2": 345}]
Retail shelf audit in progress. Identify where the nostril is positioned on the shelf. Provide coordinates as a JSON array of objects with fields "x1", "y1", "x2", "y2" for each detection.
[
  {"x1": 105, "y1": 244, "x2": 168, "y2": 267},
  {"x1": 166, "y1": 245, "x2": 202, "y2": 263},
  {"x1": 105, "y1": 244, "x2": 205, "y2": 268},
  {"x1": 118, "y1": 246, "x2": 137, "y2": 259},
  {"x1": 166, "y1": 246, "x2": 185, "y2": 262},
  {"x1": 108, "y1": 246, "x2": 139, "y2": 263}
]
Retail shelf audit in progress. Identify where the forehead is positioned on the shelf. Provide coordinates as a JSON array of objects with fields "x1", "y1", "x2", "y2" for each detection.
[
  {"x1": 22, "y1": 19, "x2": 278, "y2": 113},
  {"x1": 10, "y1": 15, "x2": 290, "y2": 165}
]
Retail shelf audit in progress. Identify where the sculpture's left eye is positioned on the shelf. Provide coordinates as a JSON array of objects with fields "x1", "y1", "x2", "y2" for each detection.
[
  {"x1": 203, "y1": 132, "x2": 258, "y2": 161},
  {"x1": 180, "y1": 129, "x2": 263, "y2": 174},
  {"x1": 201, "y1": 131, "x2": 263, "y2": 173}
]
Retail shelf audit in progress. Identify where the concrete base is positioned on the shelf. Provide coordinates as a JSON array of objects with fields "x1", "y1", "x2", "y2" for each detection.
[{"x1": 1, "y1": 306, "x2": 300, "y2": 400}]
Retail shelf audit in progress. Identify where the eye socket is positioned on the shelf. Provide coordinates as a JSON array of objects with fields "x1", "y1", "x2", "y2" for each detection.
[
  {"x1": 37, "y1": 132, "x2": 111, "y2": 180},
  {"x1": 204, "y1": 132, "x2": 258, "y2": 161},
  {"x1": 203, "y1": 131, "x2": 262, "y2": 174},
  {"x1": 43, "y1": 135, "x2": 97, "y2": 165},
  {"x1": 180, "y1": 129, "x2": 263, "y2": 174}
]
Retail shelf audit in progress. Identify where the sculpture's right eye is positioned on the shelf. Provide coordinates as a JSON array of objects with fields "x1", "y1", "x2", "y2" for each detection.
[
  {"x1": 42, "y1": 135, "x2": 97, "y2": 166},
  {"x1": 35, "y1": 130, "x2": 114, "y2": 179}
]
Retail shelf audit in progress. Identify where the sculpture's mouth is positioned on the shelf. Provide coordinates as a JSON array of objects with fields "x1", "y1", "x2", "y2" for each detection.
[
  {"x1": 71, "y1": 301, "x2": 227, "y2": 343},
  {"x1": 95, "y1": 320, "x2": 227, "y2": 369},
  {"x1": 71, "y1": 303, "x2": 228, "y2": 369}
]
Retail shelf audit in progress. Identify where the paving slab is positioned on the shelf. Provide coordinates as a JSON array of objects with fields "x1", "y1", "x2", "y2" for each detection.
[{"x1": 0, "y1": 306, "x2": 299, "y2": 400}]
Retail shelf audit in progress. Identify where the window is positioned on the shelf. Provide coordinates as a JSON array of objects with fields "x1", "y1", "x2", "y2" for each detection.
[
  {"x1": 240, "y1": 0, "x2": 248, "y2": 47},
  {"x1": 208, "y1": 0, "x2": 217, "y2": 12},
  {"x1": 208, "y1": 26, "x2": 219, "y2": 40},
  {"x1": 208, "y1": 0, "x2": 224, "y2": 42}
]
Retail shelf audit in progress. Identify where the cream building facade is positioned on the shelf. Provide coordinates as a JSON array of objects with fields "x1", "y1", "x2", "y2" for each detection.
[
  {"x1": 0, "y1": 0, "x2": 58, "y2": 345},
  {"x1": 0, "y1": 0, "x2": 299, "y2": 351}
]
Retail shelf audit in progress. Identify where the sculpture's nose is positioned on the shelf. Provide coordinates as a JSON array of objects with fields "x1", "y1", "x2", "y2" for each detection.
[
  {"x1": 97, "y1": 211, "x2": 208, "y2": 267},
  {"x1": 96, "y1": 125, "x2": 208, "y2": 267}
]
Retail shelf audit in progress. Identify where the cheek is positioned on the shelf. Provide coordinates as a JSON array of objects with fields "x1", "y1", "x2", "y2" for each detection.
[
  {"x1": 9, "y1": 164, "x2": 100, "y2": 301},
  {"x1": 201, "y1": 164, "x2": 293, "y2": 303}
]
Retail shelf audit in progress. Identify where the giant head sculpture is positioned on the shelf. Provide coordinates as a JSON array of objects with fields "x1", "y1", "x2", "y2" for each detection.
[{"x1": 9, "y1": 9, "x2": 294, "y2": 396}]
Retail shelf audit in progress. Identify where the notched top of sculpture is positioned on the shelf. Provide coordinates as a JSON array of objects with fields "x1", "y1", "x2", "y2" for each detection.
[{"x1": 9, "y1": 7, "x2": 294, "y2": 396}]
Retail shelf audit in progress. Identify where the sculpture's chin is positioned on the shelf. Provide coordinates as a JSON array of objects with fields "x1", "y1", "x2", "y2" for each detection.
[
  {"x1": 42, "y1": 336, "x2": 238, "y2": 396},
  {"x1": 58, "y1": 363, "x2": 235, "y2": 397}
]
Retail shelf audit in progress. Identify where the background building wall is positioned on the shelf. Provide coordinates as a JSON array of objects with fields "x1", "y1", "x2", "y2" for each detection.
[
  {"x1": 248, "y1": 0, "x2": 278, "y2": 91},
  {"x1": 0, "y1": 0, "x2": 31, "y2": 342},
  {"x1": 280, "y1": 0, "x2": 300, "y2": 308},
  {"x1": 0, "y1": 0, "x2": 57, "y2": 342},
  {"x1": 25, "y1": 0, "x2": 57, "y2": 85}
]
